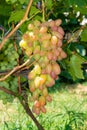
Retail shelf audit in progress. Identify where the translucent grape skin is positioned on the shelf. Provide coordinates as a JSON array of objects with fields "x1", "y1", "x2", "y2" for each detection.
[
  {"x1": 52, "y1": 62, "x2": 61, "y2": 75},
  {"x1": 45, "y1": 63, "x2": 52, "y2": 74}
]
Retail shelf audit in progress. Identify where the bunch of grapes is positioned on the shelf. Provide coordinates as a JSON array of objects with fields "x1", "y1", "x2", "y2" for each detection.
[{"x1": 19, "y1": 19, "x2": 67, "y2": 115}]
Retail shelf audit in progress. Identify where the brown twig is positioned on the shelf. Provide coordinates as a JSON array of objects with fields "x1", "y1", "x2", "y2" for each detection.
[
  {"x1": 0, "y1": 86, "x2": 17, "y2": 97},
  {"x1": 63, "y1": 25, "x2": 86, "y2": 48},
  {"x1": 12, "y1": 21, "x2": 22, "y2": 94},
  {"x1": 0, "y1": 59, "x2": 36, "y2": 78},
  {"x1": 20, "y1": 94, "x2": 44, "y2": 130},
  {"x1": 0, "y1": 59, "x2": 30, "y2": 81},
  {"x1": 0, "y1": 0, "x2": 33, "y2": 50}
]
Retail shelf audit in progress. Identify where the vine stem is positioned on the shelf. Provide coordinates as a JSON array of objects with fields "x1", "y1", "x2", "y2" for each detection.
[
  {"x1": 0, "y1": 0, "x2": 33, "y2": 50},
  {"x1": 42, "y1": 0, "x2": 45, "y2": 22},
  {"x1": 0, "y1": 86, "x2": 45, "y2": 130},
  {"x1": 63, "y1": 25, "x2": 86, "y2": 48},
  {"x1": 0, "y1": 86, "x2": 17, "y2": 97},
  {"x1": 20, "y1": 96, "x2": 45, "y2": 130}
]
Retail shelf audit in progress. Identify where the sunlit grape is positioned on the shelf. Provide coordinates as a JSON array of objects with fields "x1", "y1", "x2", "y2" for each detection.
[
  {"x1": 39, "y1": 26, "x2": 48, "y2": 33},
  {"x1": 34, "y1": 100, "x2": 40, "y2": 108},
  {"x1": 57, "y1": 26, "x2": 65, "y2": 36},
  {"x1": 55, "y1": 19, "x2": 62, "y2": 26},
  {"x1": 39, "y1": 96, "x2": 46, "y2": 106},
  {"x1": 40, "y1": 106, "x2": 46, "y2": 113}
]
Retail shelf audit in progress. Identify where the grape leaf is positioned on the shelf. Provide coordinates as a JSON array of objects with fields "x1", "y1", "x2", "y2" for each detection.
[
  {"x1": 0, "y1": 4, "x2": 11, "y2": 16},
  {"x1": 6, "y1": 0, "x2": 17, "y2": 3},
  {"x1": 68, "y1": 54, "x2": 85, "y2": 80},
  {"x1": 46, "y1": 0, "x2": 53, "y2": 10},
  {"x1": 8, "y1": 9, "x2": 25, "y2": 23},
  {"x1": 67, "y1": 0, "x2": 87, "y2": 7},
  {"x1": 29, "y1": 6, "x2": 40, "y2": 16},
  {"x1": 80, "y1": 27, "x2": 87, "y2": 42},
  {"x1": 74, "y1": 6, "x2": 87, "y2": 15},
  {"x1": 18, "y1": 0, "x2": 26, "y2": 4}
]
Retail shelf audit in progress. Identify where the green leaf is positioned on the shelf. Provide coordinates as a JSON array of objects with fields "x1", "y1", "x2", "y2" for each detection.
[
  {"x1": 6, "y1": 0, "x2": 17, "y2": 4},
  {"x1": 80, "y1": 27, "x2": 87, "y2": 42},
  {"x1": 68, "y1": 54, "x2": 85, "y2": 80},
  {"x1": 74, "y1": 6, "x2": 87, "y2": 15},
  {"x1": 0, "y1": 4, "x2": 11, "y2": 16},
  {"x1": 8, "y1": 9, "x2": 25, "y2": 23},
  {"x1": 46, "y1": 0, "x2": 53, "y2": 10},
  {"x1": 67, "y1": 0, "x2": 87, "y2": 7},
  {"x1": 18, "y1": 0, "x2": 26, "y2": 4},
  {"x1": 29, "y1": 6, "x2": 40, "y2": 16}
]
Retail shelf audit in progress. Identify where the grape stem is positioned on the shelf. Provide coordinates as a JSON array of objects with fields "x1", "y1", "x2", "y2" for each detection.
[{"x1": 0, "y1": 0, "x2": 33, "y2": 50}]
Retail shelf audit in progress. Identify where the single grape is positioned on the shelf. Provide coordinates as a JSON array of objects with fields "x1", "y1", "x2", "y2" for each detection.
[
  {"x1": 29, "y1": 82, "x2": 36, "y2": 92},
  {"x1": 40, "y1": 74, "x2": 47, "y2": 85},
  {"x1": 39, "y1": 26, "x2": 48, "y2": 33},
  {"x1": 51, "y1": 25, "x2": 58, "y2": 31},
  {"x1": 35, "y1": 108, "x2": 40, "y2": 115},
  {"x1": 34, "y1": 54, "x2": 40, "y2": 61},
  {"x1": 45, "y1": 63, "x2": 52, "y2": 74},
  {"x1": 34, "y1": 100, "x2": 40, "y2": 108},
  {"x1": 52, "y1": 62, "x2": 61, "y2": 75},
  {"x1": 51, "y1": 35, "x2": 58, "y2": 45},
  {"x1": 57, "y1": 26, "x2": 65, "y2": 36},
  {"x1": 52, "y1": 31, "x2": 63, "y2": 39},
  {"x1": 42, "y1": 87, "x2": 48, "y2": 97},
  {"x1": 48, "y1": 20, "x2": 55, "y2": 27},
  {"x1": 46, "y1": 95, "x2": 52, "y2": 102},
  {"x1": 28, "y1": 23, "x2": 34, "y2": 30},
  {"x1": 19, "y1": 40, "x2": 28, "y2": 49},
  {"x1": 32, "y1": 90, "x2": 39, "y2": 100},
  {"x1": 46, "y1": 75, "x2": 55, "y2": 87},
  {"x1": 50, "y1": 71, "x2": 57, "y2": 79},
  {"x1": 33, "y1": 45, "x2": 40, "y2": 54},
  {"x1": 39, "y1": 96, "x2": 46, "y2": 106},
  {"x1": 25, "y1": 47, "x2": 33, "y2": 56},
  {"x1": 60, "y1": 51, "x2": 67, "y2": 59},
  {"x1": 47, "y1": 51, "x2": 53, "y2": 60},
  {"x1": 34, "y1": 64, "x2": 41, "y2": 75},
  {"x1": 55, "y1": 19, "x2": 62, "y2": 26},
  {"x1": 22, "y1": 33, "x2": 30, "y2": 41},
  {"x1": 34, "y1": 76, "x2": 42, "y2": 88},
  {"x1": 28, "y1": 70, "x2": 36, "y2": 80},
  {"x1": 42, "y1": 40, "x2": 50, "y2": 49},
  {"x1": 40, "y1": 106, "x2": 46, "y2": 113},
  {"x1": 57, "y1": 39, "x2": 62, "y2": 47}
]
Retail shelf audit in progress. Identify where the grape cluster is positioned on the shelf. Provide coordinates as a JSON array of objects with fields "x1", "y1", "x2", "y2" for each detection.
[
  {"x1": 0, "y1": 44, "x2": 19, "y2": 70},
  {"x1": 19, "y1": 19, "x2": 67, "y2": 115},
  {"x1": 0, "y1": 43, "x2": 19, "y2": 104}
]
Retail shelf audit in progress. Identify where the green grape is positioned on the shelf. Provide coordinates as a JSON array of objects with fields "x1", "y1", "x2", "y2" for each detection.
[
  {"x1": 34, "y1": 64, "x2": 41, "y2": 75},
  {"x1": 34, "y1": 54, "x2": 40, "y2": 61},
  {"x1": 55, "y1": 19, "x2": 62, "y2": 26},
  {"x1": 39, "y1": 96, "x2": 46, "y2": 106},
  {"x1": 28, "y1": 70, "x2": 36, "y2": 80},
  {"x1": 39, "y1": 26, "x2": 48, "y2": 33},
  {"x1": 45, "y1": 63, "x2": 52, "y2": 74},
  {"x1": 33, "y1": 45, "x2": 40, "y2": 54}
]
